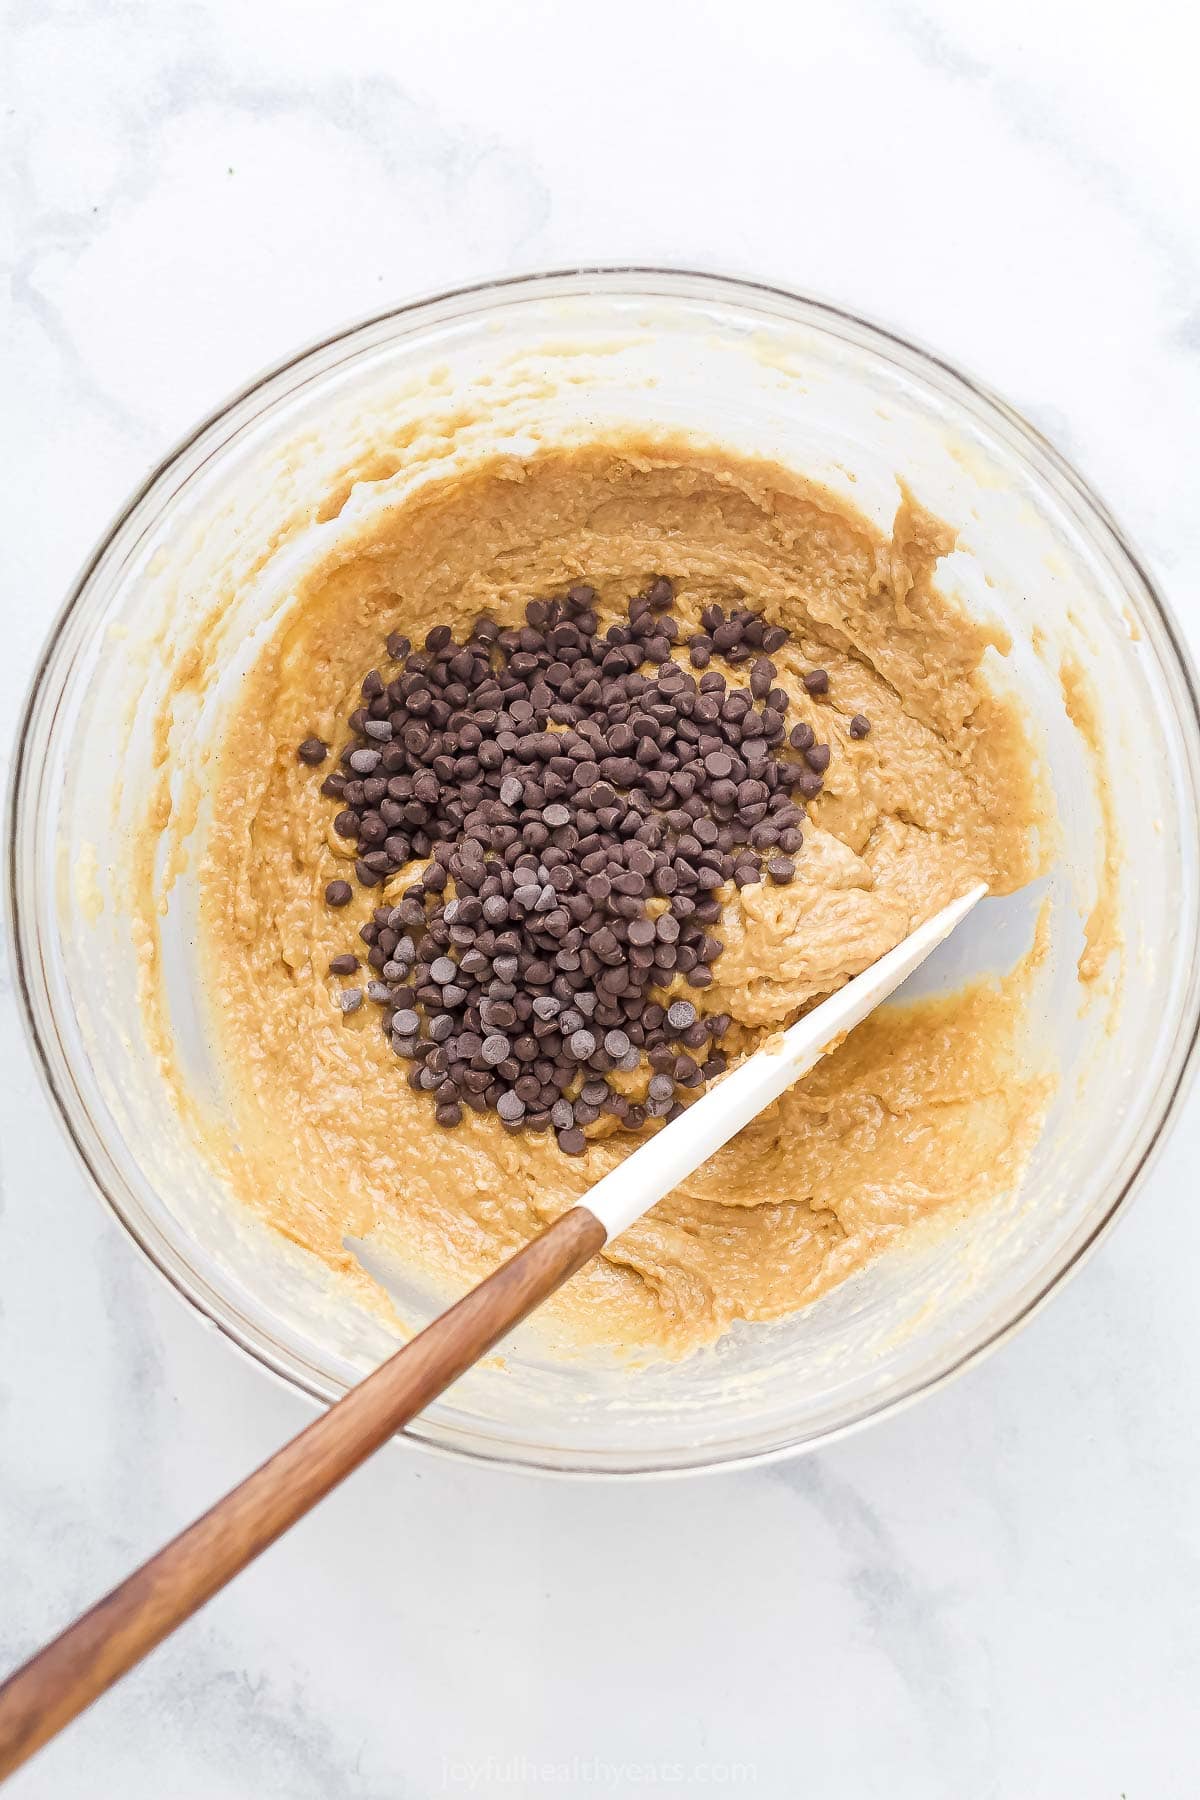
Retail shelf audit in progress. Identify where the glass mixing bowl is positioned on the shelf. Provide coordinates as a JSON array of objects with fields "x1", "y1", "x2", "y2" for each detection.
[{"x1": 8, "y1": 268, "x2": 1200, "y2": 1476}]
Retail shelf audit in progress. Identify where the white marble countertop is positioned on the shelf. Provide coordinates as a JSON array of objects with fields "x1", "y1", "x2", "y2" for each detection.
[{"x1": 3, "y1": 3, "x2": 1199, "y2": 1794}]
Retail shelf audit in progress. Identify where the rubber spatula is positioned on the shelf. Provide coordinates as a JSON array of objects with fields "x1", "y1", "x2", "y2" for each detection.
[{"x1": 0, "y1": 882, "x2": 986, "y2": 1781}]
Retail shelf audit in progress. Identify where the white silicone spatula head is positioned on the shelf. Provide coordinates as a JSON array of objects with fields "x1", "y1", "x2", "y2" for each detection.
[{"x1": 581, "y1": 881, "x2": 988, "y2": 1241}]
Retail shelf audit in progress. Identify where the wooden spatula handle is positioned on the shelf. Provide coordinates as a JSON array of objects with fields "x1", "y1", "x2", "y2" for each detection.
[{"x1": 0, "y1": 1204, "x2": 605, "y2": 1782}]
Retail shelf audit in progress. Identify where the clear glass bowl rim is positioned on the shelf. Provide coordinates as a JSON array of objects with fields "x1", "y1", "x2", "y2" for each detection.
[{"x1": 7, "y1": 263, "x2": 1200, "y2": 1480}]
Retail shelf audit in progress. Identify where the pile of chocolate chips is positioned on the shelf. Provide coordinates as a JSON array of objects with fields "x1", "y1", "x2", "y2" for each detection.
[{"x1": 301, "y1": 579, "x2": 866, "y2": 1155}]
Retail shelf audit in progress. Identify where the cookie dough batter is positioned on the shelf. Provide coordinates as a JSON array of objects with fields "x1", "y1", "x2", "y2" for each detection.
[{"x1": 198, "y1": 440, "x2": 1050, "y2": 1356}]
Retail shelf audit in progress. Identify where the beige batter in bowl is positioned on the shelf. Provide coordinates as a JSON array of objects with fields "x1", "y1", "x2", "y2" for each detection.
[{"x1": 10, "y1": 270, "x2": 1200, "y2": 1474}]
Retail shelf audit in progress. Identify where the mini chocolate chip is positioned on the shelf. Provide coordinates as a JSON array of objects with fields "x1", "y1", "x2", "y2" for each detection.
[
  {"x1": 557, "y1": 1127, "x2": 587, "y2": 1156},
  {"x1": 666, "y1": 1000, "x2": 697, "y2": 1031},
  {"x1": 297, "y1": 737, "x2": 328, "y2": 765},
  {"x1": 806, "y1": 744, "x2": 831, "y2": 774},
  {"x1": 750, "y1": 659, "x2": 776, "y2": 700},
  {"x1": 339, "y1": 988, "x2": 363, "y2": 1013},
  {"x1": 849, "y1": 713, "x2": 871, "y2": 738},
  {"x1": 803, "y1": 669, "x2": 829, "y2": 695},
  {"x1": 328, "y1": 953, "x2": 359, "y2": 975},
  {"x1": 325, "y1": 879, "x2": 354, "y2": 907}
]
